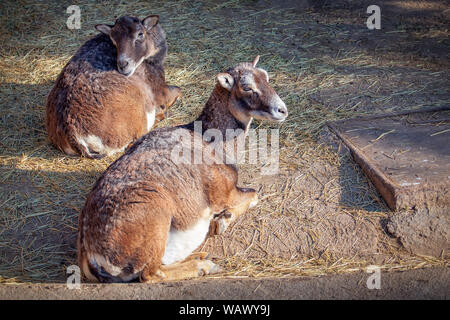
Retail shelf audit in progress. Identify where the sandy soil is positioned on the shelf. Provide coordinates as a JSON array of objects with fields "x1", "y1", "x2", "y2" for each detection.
[{"x1": 1, "y1": 267, "x2": 448, "y2": 300}]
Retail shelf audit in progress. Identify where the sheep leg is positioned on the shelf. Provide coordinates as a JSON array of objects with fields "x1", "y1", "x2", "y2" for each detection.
[
  {"x1": 209, "y1": 187, "x2": 258, "y2": 236},
  {"x1": 140, "y1": 259, "x2": 220, "y2": 283},
  {"x1": 166, "y1": 85, "x2": 181, "y2": 108},
  {"x1": 184, "y1": 251, "x2": 210, "y2": 261}
]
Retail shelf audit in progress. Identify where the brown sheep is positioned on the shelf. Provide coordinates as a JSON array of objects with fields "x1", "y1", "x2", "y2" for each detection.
[
  {"x1": 46, "y1": 15, "x2": 181, "y2": 158},
  {"x1": 78, "y1": 56, "x2": 288, "y2": 282}
]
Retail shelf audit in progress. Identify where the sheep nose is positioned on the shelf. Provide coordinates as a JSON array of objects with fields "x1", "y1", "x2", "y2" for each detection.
[
  {"x1": 270, "y1": 97, "x2": 288, "y2": 121},
  {"x1": 273, "y1": 105, "x2": 288, "y2": 120},
  {"x1": 277, "y1": 106, "x2": 287, "y2": 115},
  {"x1": 118, "y1": 60, "x2": 129, "y2": 69}
]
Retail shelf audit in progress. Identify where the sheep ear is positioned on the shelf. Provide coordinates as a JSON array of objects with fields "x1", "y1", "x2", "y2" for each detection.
[
  {"x1": 95, "y1": 24, "x2": 112, "y2": 35},
  {"x1": 217, "y1": 73, "x2": 234, "y2": 91},
  {"x1": 258, "y1": 68, "x2": 269, "y2": 82},
  {"x1": 252, "y1": 55, "x2": 260, "y2": 67},
  {"x1": 143, "y1": 15, "x2": 159, "y2": 30}
]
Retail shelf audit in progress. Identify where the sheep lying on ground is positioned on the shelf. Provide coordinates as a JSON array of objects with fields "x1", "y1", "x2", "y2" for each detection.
[{"x1": 46, "y1": 15, "x2": 180, "y2": 158}]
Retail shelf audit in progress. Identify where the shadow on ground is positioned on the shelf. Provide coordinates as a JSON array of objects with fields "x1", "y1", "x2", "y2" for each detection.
[{"x1": 0, "y1": 165, "x2": 102, "y2": 282}]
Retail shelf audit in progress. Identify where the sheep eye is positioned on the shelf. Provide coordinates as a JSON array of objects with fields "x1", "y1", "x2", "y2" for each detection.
[
  {"x1": 137, "y1": 32, "x2": 144, "y2": 40},
  {"x1": 243, "y1": 87, "x2": 252, "y2": 92}
]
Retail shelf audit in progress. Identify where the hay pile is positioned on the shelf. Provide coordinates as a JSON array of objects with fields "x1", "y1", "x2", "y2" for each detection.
[{"x1": 0, "y1": 0, "x2": 448, "y2": 283}]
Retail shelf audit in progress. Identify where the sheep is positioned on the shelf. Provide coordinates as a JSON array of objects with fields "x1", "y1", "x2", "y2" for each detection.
[
  {"x1": 78, "y1": 56, "x2": 288, "y2": 282},
  {"x1": 46, "y1": 15, "x2": 181, "y2": 158}
]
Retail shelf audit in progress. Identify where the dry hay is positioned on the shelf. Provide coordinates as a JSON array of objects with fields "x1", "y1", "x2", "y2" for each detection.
[{"x1": 0, "y1": 0, "x2": 449, "y2": 283}]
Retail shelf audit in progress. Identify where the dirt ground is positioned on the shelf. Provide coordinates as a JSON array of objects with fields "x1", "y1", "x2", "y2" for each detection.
[
  {"x1": 1, "y1": 267, "x2": 448, "y2": 299},
  {"x1": 0, "y1": 0, "x2": 448, "y2": 285}
]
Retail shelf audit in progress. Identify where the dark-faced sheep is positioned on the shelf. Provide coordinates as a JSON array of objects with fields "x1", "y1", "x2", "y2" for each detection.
[
  {"x1": 78, "y1": 56, "x2": 288, "y2": 283},
  {"x1": 46, "y1": 15, "x2": 181, "y2": 158}
]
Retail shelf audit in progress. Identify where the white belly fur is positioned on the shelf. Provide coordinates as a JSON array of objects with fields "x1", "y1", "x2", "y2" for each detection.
[
  {"x1": 76, "y1": 135, "x2": 125, "y2": 157},
  {"x1": 161, "y1": 217, "x2": 211, "y2": 265},
  {"x1": 146, "y1": 109, "x2": 156, "y2": 132}
]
